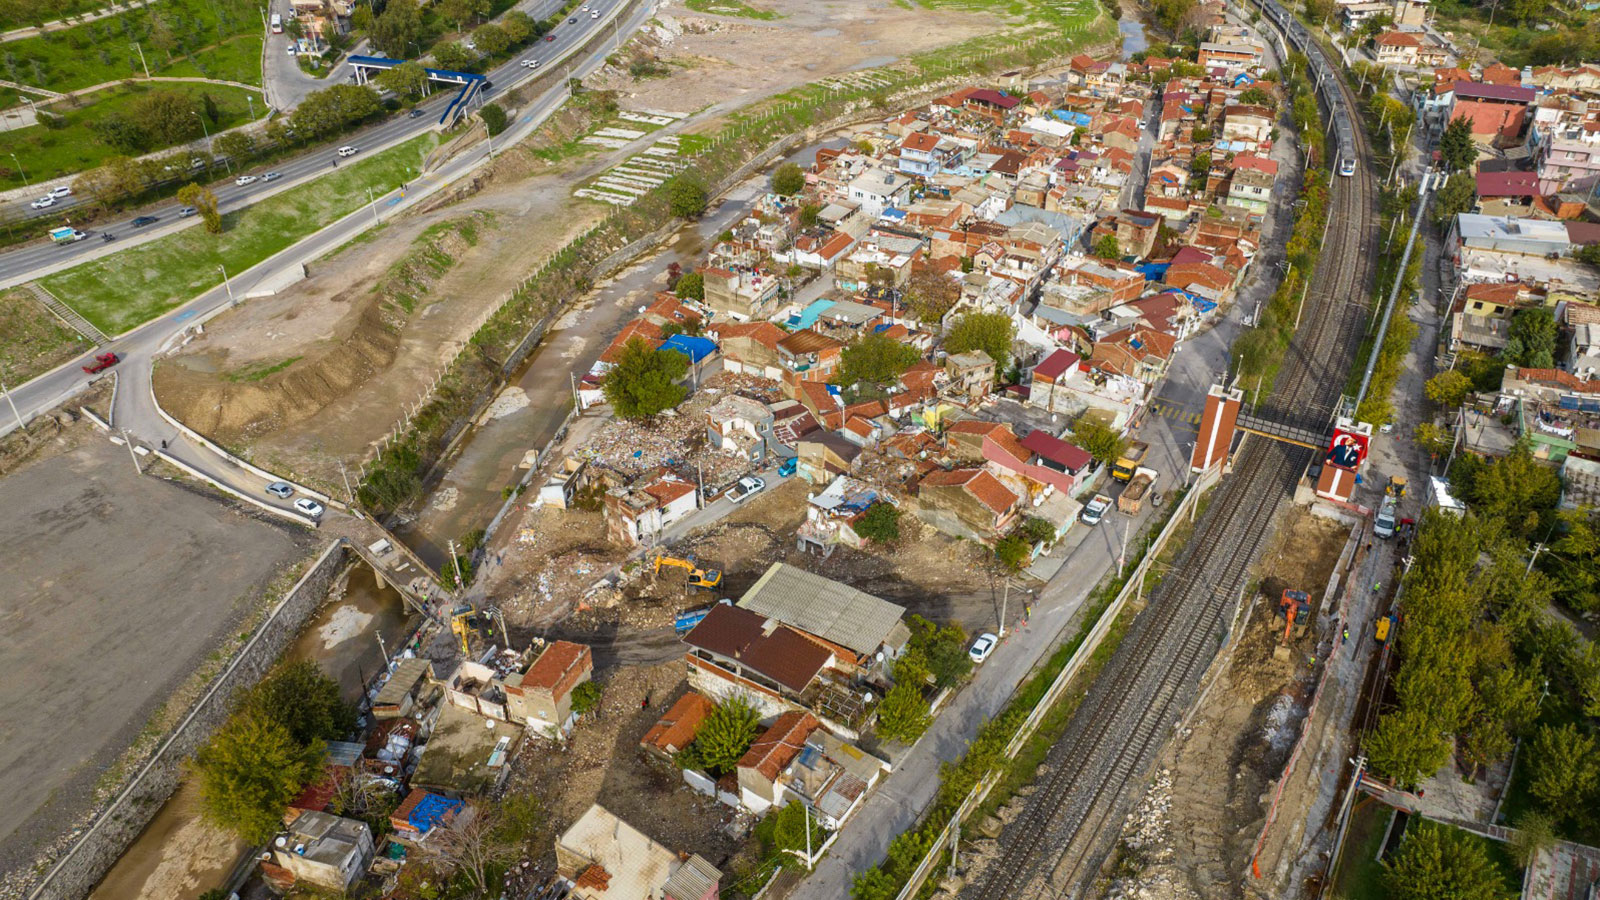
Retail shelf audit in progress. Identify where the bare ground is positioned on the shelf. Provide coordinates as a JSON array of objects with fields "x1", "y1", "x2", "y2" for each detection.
[{"x1": 1104, "y1": 508, "x2": 1354, "y2": 900}]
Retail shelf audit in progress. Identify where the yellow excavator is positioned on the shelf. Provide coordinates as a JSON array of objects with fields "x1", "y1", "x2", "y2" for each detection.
[
  {"x1": 653, "y1": 555, "x2": 722, "y2": 589},
  {"x1": 450, "y1": 604, "x2": 475, "y2": 656}
]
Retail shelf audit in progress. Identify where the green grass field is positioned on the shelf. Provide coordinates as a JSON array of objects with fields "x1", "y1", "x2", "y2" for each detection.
[
  {"x1": 0, "y1": 82, "x2": 263, "y2": 190},
  {"x1": 682, "y1": 0, "x2": 782, "y2": 19},
  {"x1": 916, "y1": 0, "x2": 1101, "y2": 28},
  {"x1": 0, "y1": 0, "x2": 263, "y2": 95},
  {"x1": 0, "y1": 288, "x2": 89, "y2": 384},
  {"x1": 0, "y1": 0, "x2": 111, "y2": 32},
  {"x1": 42, "y1": 133, "x2": 437, "y2": 336}
]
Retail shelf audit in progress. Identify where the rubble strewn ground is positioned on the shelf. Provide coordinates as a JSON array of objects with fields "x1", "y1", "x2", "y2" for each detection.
[{"x1": 1102, "y1": 509, "x2": 1352, "y2": 899}]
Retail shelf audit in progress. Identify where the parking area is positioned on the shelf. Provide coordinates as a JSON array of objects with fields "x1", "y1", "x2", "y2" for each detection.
[{"x1": 0, "y1": 427, "x2": 310, "y2": 875}]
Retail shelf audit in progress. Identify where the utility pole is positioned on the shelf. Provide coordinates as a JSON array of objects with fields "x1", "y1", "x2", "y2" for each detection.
[
  {"x1": 570, "y1": 371, "x2": 580, "y2": 411},
  {"x1": 367, "y1": 186, "x2": 381, "y2": 225},
  {"x1": 1, "y1": 380, "x2": 28, "y2": 439},
  {"x1": 448, "y1": 538, "x2": 465, "y2": 591},
  {"x1": 120, "y1": 429, "x2": 143, "y2": 475},
  {"x1": 134, "y1": 42, "x2": 151, "y2": 79},
  {"x1": 376, "y1": 631, "x2": 389, "y2": 667},
  {"x1": 338, "y1": 459, "x2": 354, "y2": 503},
  {"x1": 9, "y1": 152, "x2": 28, "y2": 189},
  {"x1": 999, "y1": 578, "x2": 1010, "y2": 637},
  {"x1": 219, "y1": 263, "x2": 237, "y2": 306},
  {"x1": 1526, "y1": 542, "x2": 1545, "y2": 576}
]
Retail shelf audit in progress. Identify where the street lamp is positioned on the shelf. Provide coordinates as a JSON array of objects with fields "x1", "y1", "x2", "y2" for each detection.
[
  {"x1": 219, "y1": 263, "x2": 237, "y2": 306},
  {"x1": 9, "y1": 152, "x2": 28, "y2": 189}
]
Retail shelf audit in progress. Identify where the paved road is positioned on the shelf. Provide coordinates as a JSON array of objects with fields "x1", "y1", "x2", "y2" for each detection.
[
  {"x1": 0, "y1": 0, "x2": 635, "y2": 278},
  {"x1": 0, "y1": 0, "x2": 657, "y2": 529}
]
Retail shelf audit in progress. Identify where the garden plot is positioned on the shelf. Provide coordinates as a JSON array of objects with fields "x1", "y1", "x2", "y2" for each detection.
[{"x1": 574, "y1": 136, "x2": 690, "y2": 207}]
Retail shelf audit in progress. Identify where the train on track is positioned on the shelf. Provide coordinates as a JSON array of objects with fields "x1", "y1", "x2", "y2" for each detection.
[{"x1": 1252, "y1": 0, "x2": 1358, "y2": 172}]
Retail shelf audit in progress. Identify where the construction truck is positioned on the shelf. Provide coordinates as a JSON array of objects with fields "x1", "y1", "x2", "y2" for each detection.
[
  {"x1": 1375, "y1": 613, "x2": 1396, "y2": 644},
  {"x1": 1112, "y1": 441, "x2": 1150, "y2": 483},
  {"x1": 654, "y1": 555, "x2": 722, "y2": 590},
  {"x1": 1274, "y1": 589, "x2": 1312, "y2": 661},
  {"x1": 450, "y1": 604, "x2": 475, "y2": 656},
  {"x1": 1386, "y1": 475, "x2": 1408, "y2": 499},
  {"x1": 1118, "y1": 467, "x2": 1158, "y2": 514},
  {"x1": 1374, "y1": 496, "x2": 1399, "y2": 539}
]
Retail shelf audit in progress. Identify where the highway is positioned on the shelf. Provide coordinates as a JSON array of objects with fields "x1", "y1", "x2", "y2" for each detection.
[
  {"x1": 0, "y1": 0, "x2": 627, "y2": 287},
  {"x1": 0, "y1": 0, "x2": 656, "y2": 526}
]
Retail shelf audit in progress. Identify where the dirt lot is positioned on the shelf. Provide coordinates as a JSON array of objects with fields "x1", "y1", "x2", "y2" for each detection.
[
  {"x1": 591, "y1": 0, "x2": 1010, "y2": 114},
  {"x1": 0, "y1": 288, "x2": 90, "y2": 385},
  {"x1": 1106, "y1": 508, "x2": 1354, "y2": 900},
  {"x1": 0, "y1": 419, "x2": 310, "y2": 881}
]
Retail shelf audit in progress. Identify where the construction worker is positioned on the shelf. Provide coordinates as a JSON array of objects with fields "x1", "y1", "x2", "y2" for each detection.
[{"x1": 1342, "y1": 627, "x2": 1349, "y2": 645}]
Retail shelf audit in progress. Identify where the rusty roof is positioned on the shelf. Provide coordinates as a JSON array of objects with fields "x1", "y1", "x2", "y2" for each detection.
[
  {"x1": 682, "y1": 604, "x2": 831, "y2": 693},
  {"x1": 920, "y1": 468, "x2": 1018, "y2": 516},
  {"x1": 519, "y1": 641, "x2": 592, "y2": 697},
  {"x1": 641, "y1": 691, "x2": 714, "y2": 755}
]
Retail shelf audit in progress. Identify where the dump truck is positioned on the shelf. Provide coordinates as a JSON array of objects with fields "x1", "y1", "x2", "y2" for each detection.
[
  {"x1": 1112, "y1": 441, "x2": 1150, "y2": 483},
  {"x1": 1118, "y1": 466, "x2": 1158, "y2": 514}
]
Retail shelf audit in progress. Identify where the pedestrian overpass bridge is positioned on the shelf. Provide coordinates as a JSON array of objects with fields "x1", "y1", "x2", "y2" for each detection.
[{"x1": 348, "y1": 55, "x2": 489, "y2": 126}]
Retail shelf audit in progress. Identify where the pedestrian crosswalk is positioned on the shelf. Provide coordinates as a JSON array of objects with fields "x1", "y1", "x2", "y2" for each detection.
[{"x1": 1148, "y1": 400, "x2": 1202, "y2": 425}]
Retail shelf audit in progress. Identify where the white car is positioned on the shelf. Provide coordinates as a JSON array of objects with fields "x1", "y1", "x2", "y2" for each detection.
[
  {"x1": 969, "y1": 633, "x2": 998, "y2": 664},
  {"x1": 728, "y1": 475, "x2": 766, "y2": 504},
  {"x1": 591, "y1": 9, "x2": 599, "y2": 16},
  {"x1": 1080, "y1": 493, "x2": 1112, "y2": 526},
  {"x1": 235, "y1": 174, "x2": 258, "y2": 186},
  {"x1": 265, "y1": 481, "x2": 294, "y2": 499},
  {"x1": 47, "y1": 185, "x2": 71, "y2": 198},
  {"x1": 286, "y1": 43, "x2": 297, "y2": 55},
  {"x1": 337, "y1": 145, "x2": 358, "y2": 157},
  {"x1": 29, "y1": 196, "x2": 54, "y2": 209},
  {"x1": 294, "y1": 497, "x2": 325, "y2": 519},
  {"x1": 520, "y1": 58, "x2": 541, "y2": 68}
]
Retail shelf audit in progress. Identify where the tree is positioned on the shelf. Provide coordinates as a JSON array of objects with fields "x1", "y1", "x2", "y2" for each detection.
[
  {"x1": 678, "y1": 695, "x2": 761, "y2": 777},
  {"x1": 1578, "y1": 243, "x2": 1600, "y2": 267},
  {"x1": 876, "y1": 681, "x2": 931, "y2": 743},
  {"x1": 852, "y1": 868, "x2": 900, "y2": 900},
  {"x1": 945, "y1": 311, "x2": 1015, "y2": 372},
  {"x1": 771, "y1": 161, "x2": 804, "y2": 197},
  {"x1": 1071, "y1": 417, "x2": 1128, "y2": 467},
  {"x1": 1019, "y1": 516, "x2": 1055, "y2": 545},
  {"x1": 438, "y1": 0, "x2": 489, "y2": 29},
  {"x1": 291, "y1": 83, "x2": 381, "y2": 138},
  {"x1": 799, "y1": 202, "x2": 821, "y2": 228},
  {"x1": 755, "y1": 801, "x2": 829, "y2": 871},
  {"x1": 128, "y1": 89, "x2": 202, "y2": 148},
  {"x1": 904, "y1": 265, "x2": 959, "y2": 322},
  {"x1": 201, "y1": 92, "x2": 220, "y2": 126},
  {"x1": 1424, "y1": 370, "x2": 1472, "y2": 408},
  {"x1": 906, "y1": 615, "x2": 971, "y2": 689},
  {"x1": 242, "y1": 661, "x2": 354, "y2": 747},
  {"x1": 570, "y1": 680, "x2": 602, "y2": 715},
  {"x1": 1440, "y1": 115, "x2": 1477, "y2": 173},
  {"x1": 1413, "y1": 422, "x2": 1453, "y2": 459},
  {"x1": 480, "y1": 101, "x2": 507, "y2": 136},
  {"x1": 1367, "y1": 705, "x2": 1452, "y2": 787},
  {"x1": 369, "y1": 0, "x2": 421, "y2": 57},
  {"x1": 421, "y1": 801, "x2": 518, "y2": 894},
  {"x1": 376, "y1": 60, "x2": 427, "y2": 98},
  {"x1": 993, "y1": 533, "x2": 1031, "y2": 572},
  {"x1": 74, "y1": 158, "x2": 140, "y2": 208},
  {"x1": 1151, "y1": 0, "x2": 1197, "y2": 32},
  {"x1": 602, "y1": 337, "x2": 688, "y2": 419},
  {"x1": 350, "y1": 3, "x2": 375, "y2": 34},
  {"x1": 90, "y1": 114, "x2": 148, "y2": 153},
  {"x1": 1189, "y1": 150, "x2": 1212, "y2": 178},
  {"x1": 1508, "y1": 811, "x2": 1557, "y2": 868},
  {"x1": 194, "y1": 714, "x2": 322, "y2": 843},
  {"x1": 177, "y1": 182, "x2": 222, "y2": 234},
  {"x1": 1503, "y1": 307, "x2": 1557, "y2": 368},
  {"x1": 1093, "y1": 233, "x2": 1121, "y2": 260},
  {"x1": 666, "y1": 173, "x2": 708, "y2": 218},
  {"x1": 1383, "y1": 822, "x2": 1513, "y2": 900},
  {"x1": 214, "y1": 130, "x2": 256, "y2": 162},
  {"x1": 1527, "y1": 723, "x2": 1600, "y2": 829},
  {"x1": 674, "y1": 270, "x2": 705, "y2": 300},
  {"x1": 836, "y1": 333, "x2": 921, "y2": 397},
  {"x1": 854, "y1": 502, "x2": 902, "y2": 545},
  {"x1": 431, "y1": 41, "x2": 479, "y2": 73},
  {"x1": 502, "y1": 11, "x2": 534, "y2": 44},
  {"x1": 1237, "y1": 85, "x2": 1275, "y2": 108},
  {"x1": 1458, "y1": 442, "x2": 1561, "y2": 538},
  {"x1": 1433, "y1": 172, "x2": 1476, "y2": 225},
  {"x1": 473, "y1": 22, "x2": 509, "y2": 55}
]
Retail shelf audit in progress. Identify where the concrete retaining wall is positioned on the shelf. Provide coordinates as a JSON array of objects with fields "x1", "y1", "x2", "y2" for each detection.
[{"x1": 27, "y1": 541, "x2": 350, "y2": 900}]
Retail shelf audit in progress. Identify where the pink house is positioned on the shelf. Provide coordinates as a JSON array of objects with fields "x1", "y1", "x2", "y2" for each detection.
[{"x1": 978, "y1": 424, "x2": 1093, "y2": 498}]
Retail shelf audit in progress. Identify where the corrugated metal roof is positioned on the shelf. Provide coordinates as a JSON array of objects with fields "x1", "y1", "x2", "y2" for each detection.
[
  {"x1": 663, "y1": 854, "x2": 721, "y2": 900},
  {"x1": 736, "y1": 563, "x2": 906, "y2": 658}
]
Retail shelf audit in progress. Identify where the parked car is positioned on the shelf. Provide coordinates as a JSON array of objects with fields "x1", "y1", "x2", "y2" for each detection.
[
  {"x1": 265, "y1": 482, "x2": 294, "y2": 499},
  {"x1": 235, "y1": 174, "x2": 258, "y2": 186},
  {"x1": 178, "y1": 206, "x2": 197, "y2": 218},
  {"x1": 968, "y1": 632, "x2": 998, "y2": 664},
  {"x1": 728, "y1": 476, "x2": 766, "y2": 503},
  {"x1": 30, "y1": 196, "x2": 54, "y2": 209},
  {"x1": 294, "y1": 497, "x2": 325, "y2": 518},
  {"x1": 337, "y1": 145, "x2": 359, "y2": 157},
  {"x1": 81, "y1": 352, "x2": 119, "y2": 374},
  {"x1": 261, "y1": 172, "x2": 281, "y2": 182},
  {"x1": 131, "y1": 215, "x2": 159, "y2": 227},
  {"x1": 47, "y1": 185, "x2": 72, "y2": 198},
  {"x1": 286, "y1": 43, "x2": 297, "y2": 55},
  {"x1": 1080, "y1": 494, "x2": 1113, "y2": 526}
]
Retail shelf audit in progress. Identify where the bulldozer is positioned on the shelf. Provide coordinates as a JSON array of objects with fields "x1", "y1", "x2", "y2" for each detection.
[
  {"x1": 653, "y1": 555, "x2": 723, "y2": 590},
  {"x1": 1273, "y1": 589, "x2": 1312, "y2": 661},
  {"x1": 1386, "y1": 475, "x2": 1408, "y2": 499}
]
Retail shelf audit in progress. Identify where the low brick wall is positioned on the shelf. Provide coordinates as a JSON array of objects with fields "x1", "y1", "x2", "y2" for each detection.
[{"x1": 27, "y1": 541, "x2": 350, "y2": 900}]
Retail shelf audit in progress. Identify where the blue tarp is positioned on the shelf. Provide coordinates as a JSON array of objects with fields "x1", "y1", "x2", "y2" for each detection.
[
  {"x1": 407, "y1": 793, "x2": 464, "y2": 834},
  {"x1": 880, "y1": 207, "x2": 907, "y2": 222},
  {"x1": 661, "y1": 334, "x2": 717, "y2": 363},
  {"x1": 1161, "y1": 287, "x2": 1216, "y2": 314},
  {"x1": 1136, "y1": 262, "x2": 1168, "y2": 281},
  {"x1": 787, "y1": 299, "x2": 835, "y2": 331},
  {"x1": 1233, "y1": 73, "x2": 1255, "y2": 87},
  {"x1": 1052, "y1": 110, "x2": 1093, "y2": 127}
]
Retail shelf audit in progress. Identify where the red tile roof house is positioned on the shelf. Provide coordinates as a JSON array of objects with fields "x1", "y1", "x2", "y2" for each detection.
[
  {"x1": 505, "y1": 641, "x2": 594, "y2": 738},
  {"x1": 641, "y1": 691, "x2": 715, "y2": 760},
  {"x1": 736, "y1": 710, "x2": 822, "y2": 813},
  {"x1": 954, "y1": 419, "x2": 1093, "y2": 499},
  {"x1": 916, "y1": 467, "x2": 1021, "y2": 542},
  {"x1": 603, "y1": 473, "x2": 699, "y2": 547},
  {"x1": 1448, "y1": 82, "x2": 1537, "y2": 145},
  {"x1": 681, "y1": 603, "x2": 840, "y2": 721}
]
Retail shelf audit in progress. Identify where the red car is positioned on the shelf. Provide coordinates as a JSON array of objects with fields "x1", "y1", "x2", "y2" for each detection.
[{"x1": 82, "y1": 352, "x2": 119, "y2": 374}]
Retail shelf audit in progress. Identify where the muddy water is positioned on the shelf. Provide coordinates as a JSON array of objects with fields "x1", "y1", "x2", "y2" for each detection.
[
  {"x1": 89, "y1": 567, "x2": 413, "y2": 900},
  {"x1": 393, "y1": 170, "x2": 785, "y2": 570},
  {"x1": 1119, "y1": 16, "x2": 1150, "y2": 57}
]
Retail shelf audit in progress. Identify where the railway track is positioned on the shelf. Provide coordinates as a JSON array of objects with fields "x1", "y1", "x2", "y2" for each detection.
[{"x1": 964, "y1": 14, "x2": 1380, "y2": 900}]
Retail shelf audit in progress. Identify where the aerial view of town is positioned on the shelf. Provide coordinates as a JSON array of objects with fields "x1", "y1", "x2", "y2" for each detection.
[{"x1": 3, "y1": 0, "x2": 1600, "y2": 897}]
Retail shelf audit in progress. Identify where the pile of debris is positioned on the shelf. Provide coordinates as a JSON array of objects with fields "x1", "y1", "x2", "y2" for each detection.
[
  {"x1": 1104, "y1": 769, "x2": 1202, "y2": 900},
  {"x1": 574, "y1": 376, "x2": 764, "y2": 487}
]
